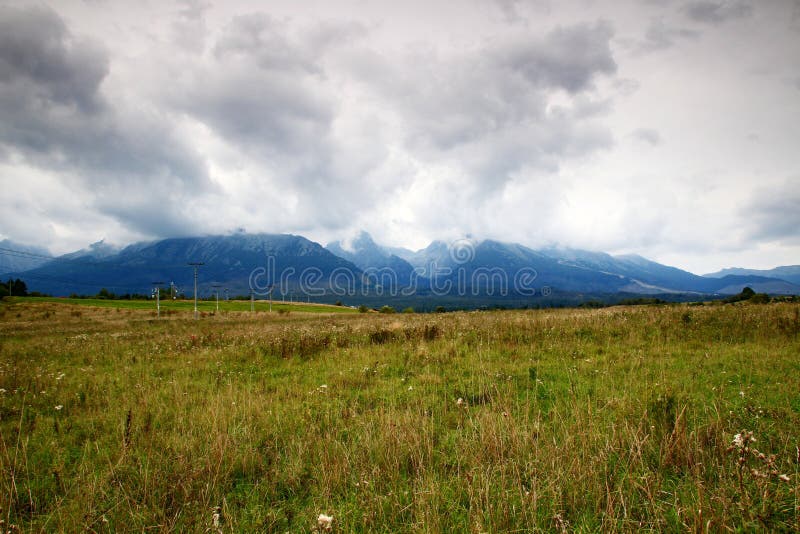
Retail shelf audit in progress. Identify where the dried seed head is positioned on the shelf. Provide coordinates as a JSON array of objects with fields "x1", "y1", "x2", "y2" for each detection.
[{"x1": 317, "y1": 513, "x2": 333, "y2": 531}]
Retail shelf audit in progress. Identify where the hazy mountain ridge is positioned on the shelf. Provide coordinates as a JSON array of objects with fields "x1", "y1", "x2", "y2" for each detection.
[
  {"x1": 8, "y1": 234, "x2": 363, "y2": 297},
  {"x1": 703, "y1": 266, "x2": 800, "y2": 286},
  {"x1": 326, "y1": 232, "x2": 416, "y2": 288},
  {"x1": 0, "y1": 239, "x2": 52, "y2": 275},
  {"x1": 2, "y1": 232, "x2": 798, "y2": 300}
]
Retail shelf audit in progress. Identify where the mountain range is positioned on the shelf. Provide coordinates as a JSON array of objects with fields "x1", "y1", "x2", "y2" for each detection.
[
  {"x1": 2, "y1": 231, "x2": 798, "y2": 306},
  {"x1": 0, "y1": 239, "x2": 52, "y2": 273},
  {"x1": 703, "y1": 265, "x2": 800, "y2": 286}
]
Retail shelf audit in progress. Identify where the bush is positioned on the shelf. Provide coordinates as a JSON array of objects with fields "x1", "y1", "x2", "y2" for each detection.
[
  {"x1": 357, "y1": 305, "x2": 369, "y2": 313},
  {"x1": 402, "y1": 307, "x2": 415, "y2": 314},
  {"x1": 724, "y1": 286, "x2": 757, "y2": 304},
  {"x1": 379, "y1": 305, "x2": 396, "y2": 314}
]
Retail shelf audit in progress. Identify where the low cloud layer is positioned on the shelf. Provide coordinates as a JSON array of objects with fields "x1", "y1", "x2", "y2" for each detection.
[{"x1": 0, "y1": 0, "x2": 798, "y2": 273}]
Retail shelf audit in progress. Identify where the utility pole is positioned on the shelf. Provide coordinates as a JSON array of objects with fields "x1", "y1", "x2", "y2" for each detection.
[
  {"x1": 224, "y1": 288, "x2": 229, "y2": 301},
  {"x1": 212, "y1": 283, "x2": 221, "y2": 312},
  {"x1": 152, "y1": 281, "x2": 164, "y2": 318},
  {"x1": 250, "y1": 289, "x2": 254, "y2": 312},
  {"x1": 188, "y1": 262, "x2": 204, "y2": 319},
  {"x1": 268, "y1": 285, "x2": 273, "y2": 313}
]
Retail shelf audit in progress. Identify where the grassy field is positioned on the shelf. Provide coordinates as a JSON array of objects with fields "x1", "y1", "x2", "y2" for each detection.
[
  {"x1": 0, "y1": 299, "x2": 798, "y2": 532},
  {"x1": 4, "y1": 296, "x2": 358, "y2": 315}
]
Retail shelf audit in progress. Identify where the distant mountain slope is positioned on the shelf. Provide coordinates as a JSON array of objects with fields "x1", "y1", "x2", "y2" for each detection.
[
  {"x1": 536, "y1": 248, "x2": 800, "y2": 294},
  {"x1": 396, "y1": 239, "x2": 631, "y2": 294},
  {"x1": 326, "y1": 232, "x2": 416, "y2": 288},
  {"x1": 10, "y1": 232, "x2": 800, "y2": 300},
  {"x1": 60, "y1": 240, "x2": 121, "y2": 260},
  {"x1": 708, "y1": 275, "x2": 800, "y2": 295},
  {"x1": 18, "y1": 234, "x2": 363, "y2": 297},
  {"x1": 0, "y1": 239, "x2": 52, "y2": 275},
  {"x1": 703, "y1": 265, "x2": 800, "y2": 286},
  {"x1": 463, "y1": 240, "x2": 631, "y2": 294}
]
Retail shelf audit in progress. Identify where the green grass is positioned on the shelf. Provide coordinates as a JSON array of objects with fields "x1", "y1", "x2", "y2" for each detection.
[
  {"x1": 6, "y1": 296, "x2": 358, "y2": 314},
  {"x1": 0, "y1": 300, "x2": 798, "y2": 532}
]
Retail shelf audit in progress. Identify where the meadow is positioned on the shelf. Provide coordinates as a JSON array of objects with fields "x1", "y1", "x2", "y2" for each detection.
[{"x1": 0, "y1": 298, "x2": 798, "y2": 532}]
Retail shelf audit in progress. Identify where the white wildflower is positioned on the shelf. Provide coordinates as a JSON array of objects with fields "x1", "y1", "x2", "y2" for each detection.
[
  {"x1": 456, "y1": 397, "x2": 465, "y2": 407},
  {"x1": 55, "y1": 405, "x2": 63, "y2": 411},
  {"x1": 211, "y1": 506, "x2": 222, "y2": 533},
  {"x1": 778, "y1": 474, "x2": 790, "y2": 483},
  {"x1": 732, "y1": 433, "x2": 744, "y2": 448},
  {"x1": 317, "y1": 513, "x2": 333, "y2": 531},
  {"x1": 407, "y1": 386, "x2": 413, "y2": 391}
]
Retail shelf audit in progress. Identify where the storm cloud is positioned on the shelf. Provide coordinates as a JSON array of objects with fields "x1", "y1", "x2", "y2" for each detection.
[
  {"x1": 682, "y1": 1, "x2": 753, "y2": 24},
  {"x1": 0, "y1": 4, "x2": 213, "y2": 237},
  {"x1": 0, "y1": 0, "x2": 798, "y2": 273}
]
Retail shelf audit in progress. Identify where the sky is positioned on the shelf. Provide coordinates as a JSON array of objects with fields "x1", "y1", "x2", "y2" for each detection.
[{"x1": 0, "y1": 0, "x2": 798, "y2": 274}]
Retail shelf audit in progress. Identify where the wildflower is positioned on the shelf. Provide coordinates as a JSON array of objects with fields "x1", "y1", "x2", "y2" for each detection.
[
  {"x1": 211, "y1": 506, "x2": 223, "y2": 533},
  {"x1": 0, "y1": 389, "x2": 6, "y2": 395},
  {"x1": 456, "y1": 397, "x2": 465, "y2": 407},
  {"x1": 55, "y1": 405, "x2": 63, "y2": 411},
  {"x1": 739, "y1": 390, "x2": 745, "y2": 398},
  {"x1": 317, "y1": 513, "x2": 333, "y2": 531},
  {"x1": 778, "y1": 474, "x2": 790, "y2": 482},
  {"x1": 407, "y1": 386, "x2": 413, "y2": 391}
]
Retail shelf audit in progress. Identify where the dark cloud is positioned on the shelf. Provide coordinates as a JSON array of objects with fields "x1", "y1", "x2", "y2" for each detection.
[
  {"x1": 0, "y1": 4, "x2": 107, "y2": 111},
  {"x1": 639, "y1": 18, "x2": 699, "y2": 52},
  {"x1": 175, "y1": 13, "x2": 365, "y2": 155},
  {"x1": 171, "y1": 0, "x2": 211, "y2": 52},
  {"x1": 499, "y1": 22, "x2": 617, "y2": 93},
  {"x1": 744, "y1": 179, "x2": 800, "y2": 243},
  {"x1": 162, "y1": 12, "x2": 387, "y2": 230},
  {"x1": 490, "y1": 0, "x2": 552, "y2": 24},
  {"x1": 682, "y1": 1, "x2": 753, "y2": 24},
  {"x1": 0, "y1": 4, "x2": 212, "y2": 238},
  {"x1": 353, "y1": 21, "x2": 617, "y2": 192},
  {"x1": 632, "y1": 128, "x2": 662, "y2": 145}
]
